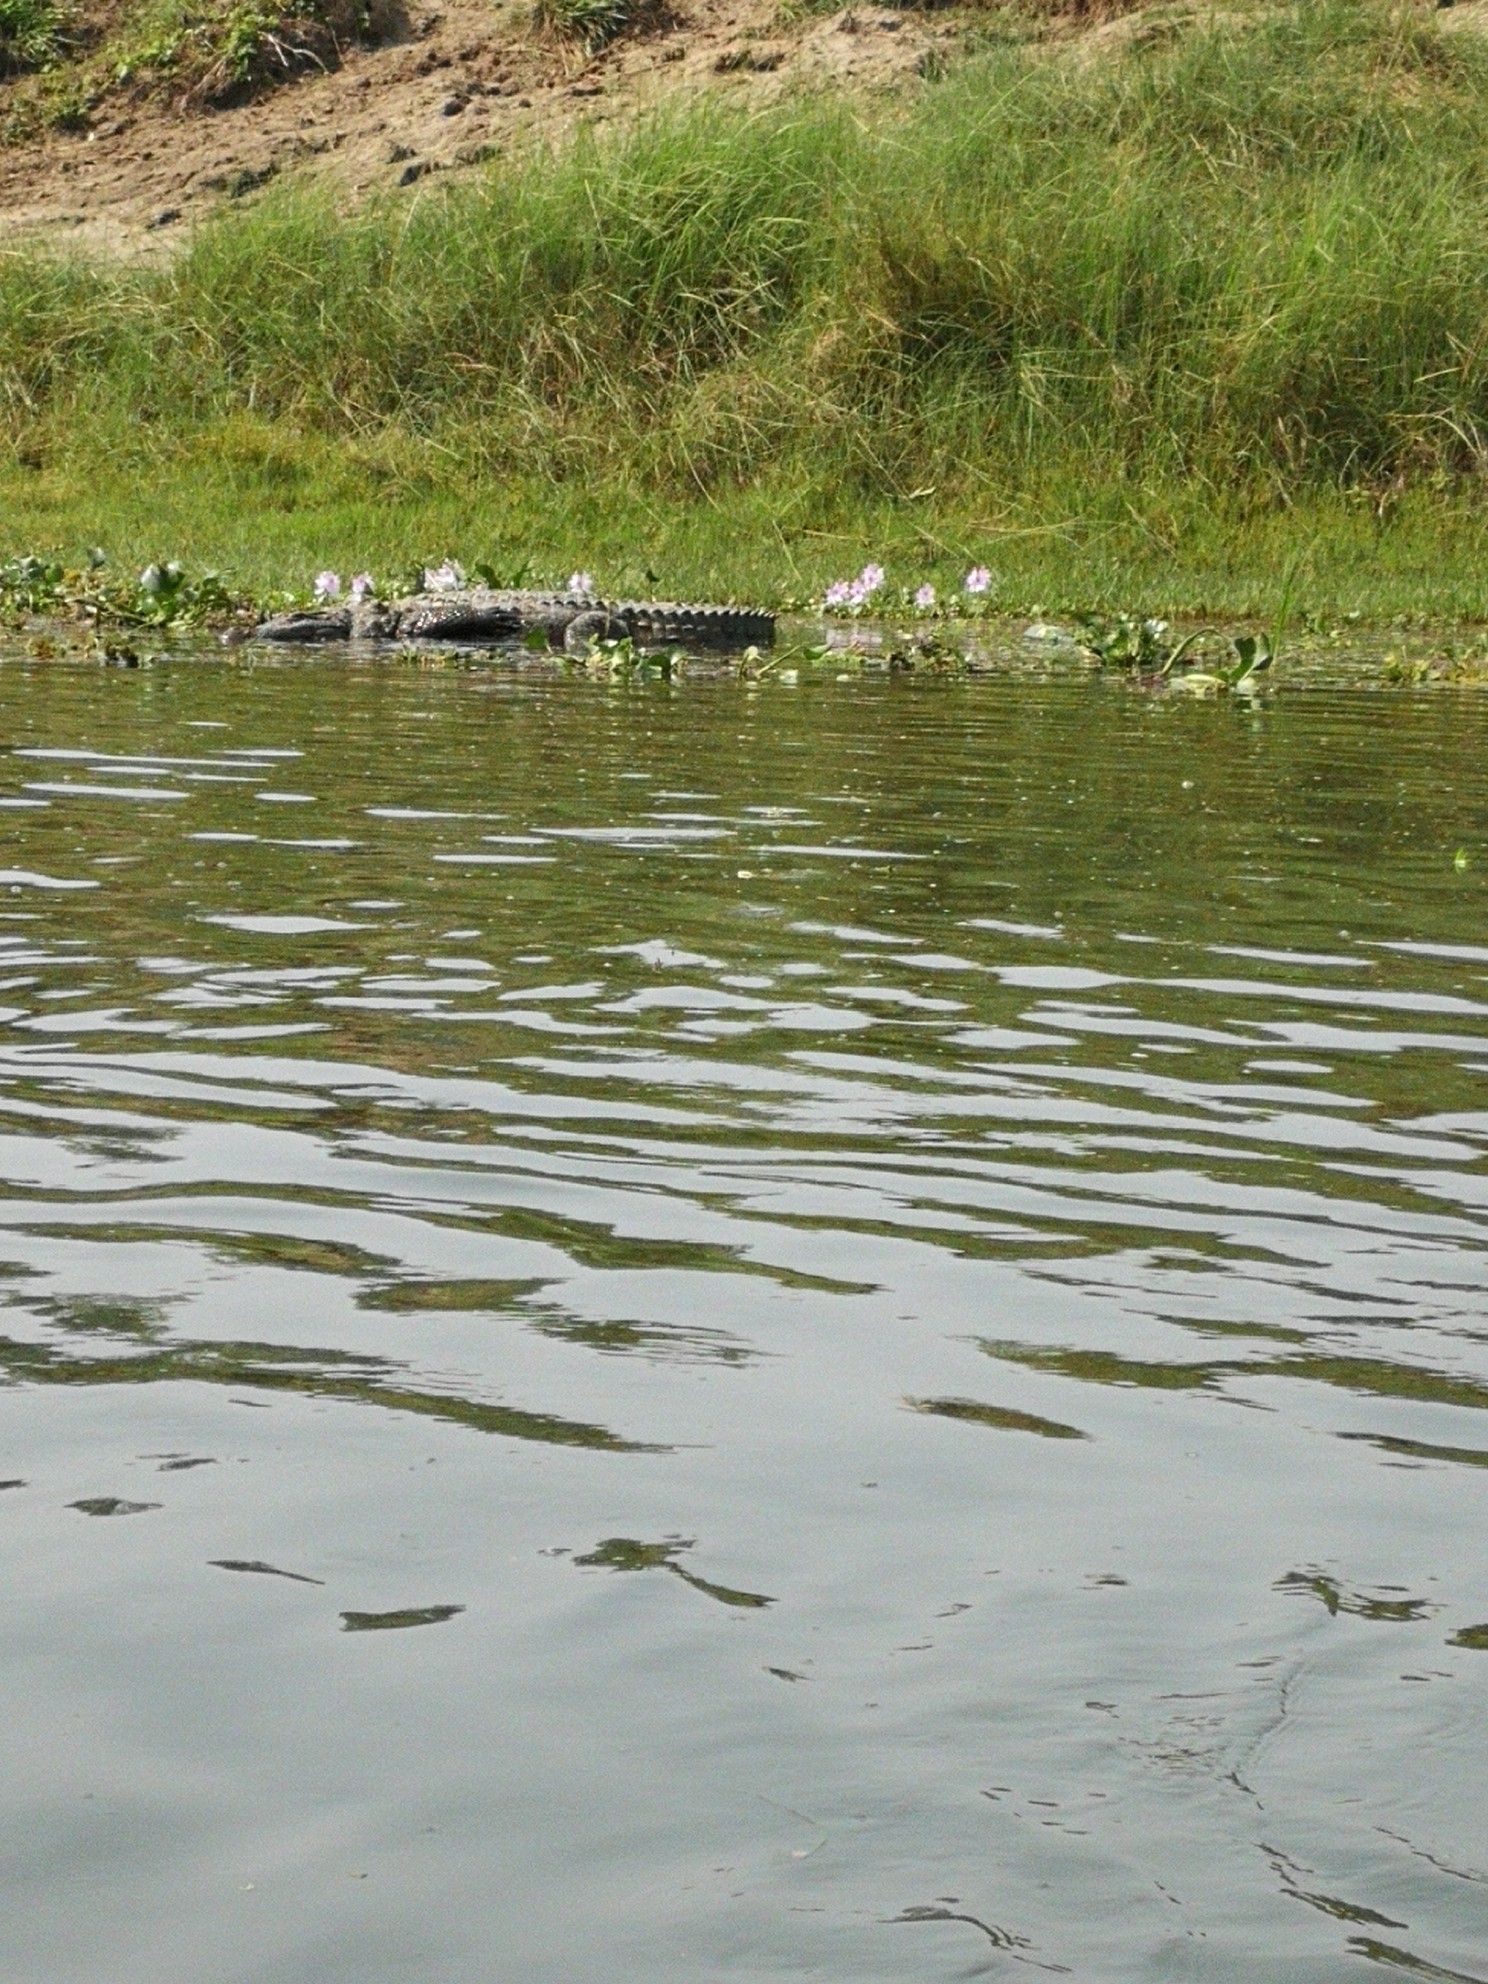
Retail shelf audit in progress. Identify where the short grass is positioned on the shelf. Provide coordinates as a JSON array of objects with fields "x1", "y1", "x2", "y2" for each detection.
[
  {"x1": 8, "y1": 435, "x2": 1486, "y2": 626},
  {"x1": 6, "y1": 0, "x2": 1488, "y2": 622}
]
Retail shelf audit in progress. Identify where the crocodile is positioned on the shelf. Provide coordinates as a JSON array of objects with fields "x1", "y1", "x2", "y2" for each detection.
[{"x1": 255, "y1": 588, "x2": 775, "y2": 653}]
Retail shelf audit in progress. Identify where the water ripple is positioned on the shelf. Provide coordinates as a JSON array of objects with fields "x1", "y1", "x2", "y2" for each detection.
[{"x1": 0, "y1": 664, "x2": 1485, "y2": 1983}]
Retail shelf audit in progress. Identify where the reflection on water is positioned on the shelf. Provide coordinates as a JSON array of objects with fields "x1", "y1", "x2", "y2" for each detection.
[
  {"x1": 339, "y1": 1604, "x2": 465, "y2": 1633},
  {"x1": 0, "y1": 651, "x2": 1486, "y2": 1982},
  {"x1": 574, "y1": 1535, "x2": 776, "y2": 1609},
  {"x1": 907, "y1": 1395, "x2": 1089, "y2": 1439}
]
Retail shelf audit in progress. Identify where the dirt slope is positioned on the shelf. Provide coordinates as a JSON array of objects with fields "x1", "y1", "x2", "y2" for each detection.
[{"x1": 0, "y1": 0, "x2": 955, "y2": 256}]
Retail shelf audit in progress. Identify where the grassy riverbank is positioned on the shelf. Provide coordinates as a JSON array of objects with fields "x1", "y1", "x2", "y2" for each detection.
[{"x1": 7, "y1": 0, "x2": 1488, "y2": 622}]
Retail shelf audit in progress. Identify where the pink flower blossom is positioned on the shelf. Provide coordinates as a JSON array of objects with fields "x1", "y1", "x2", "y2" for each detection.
[
  {"x1": 859, "y1": 563, "x2": 886, "y2": 593},
  {"x1": 824, "y1": 580, "x2": 854, "y2": 609},
  {"x1": 914, "y1": 583, "x2": 936, "y2": 610},
  {"x1": 568, "y1": 571, "x2": 595, "y2": 595},
  {"x1": 349, "y1": 573, "x2": 376, "y2": 601},
  {"x1": 964, "y1": 565, "x2": 993, "y2": 596},
  {"x1": 424, "y1": 560, "x2": 465, "y2": 591},
  {"x1": 313, "y1": 570, "x2": 341, "y2": 599}
]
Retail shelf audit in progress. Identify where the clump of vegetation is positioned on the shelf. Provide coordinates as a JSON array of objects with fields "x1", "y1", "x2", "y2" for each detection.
[
  {"x1": 533, "y1": 0, "x2": 669, "y2": 55},
  {"x1": 0, "y1": 0, "x2": 66, "y2": 75},
  {"x1": 533, "y1": 0, "x2": 624, "y2": 52},
  {"x1": 1161, "y1": 632, "x2": 1275, "y2": 696},
  {"x1": 0, "y1": 552, "x2": 254, "y2": 629},
  {"x1": 568, "y1": 632, "x2": 688, "y2": 677},
  {"x1": 109, "y1": 0, "x2": 367, "y2": 106},
  {"x1": 2, "y1": 0, "x2": 376, "y2": 137},
  {"x1": 1097, "y1": 557, "x2": 1295, "y2": 688}
]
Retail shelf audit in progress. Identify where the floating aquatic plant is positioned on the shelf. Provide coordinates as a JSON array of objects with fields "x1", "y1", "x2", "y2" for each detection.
[
  {"x1": 1075, "y1": 613, "x2": 1186, "y2": 671},
  {"x1": 738, "y1": 632, "x2": 976, "y2": 680},
  {"x1": 0, "y1": 553, "x2": 256, "y2": 642},
  {"x1": 1070, "y1": 613, "x2": 1281, "y2": 693},
  {"x1": 572, "y1": 633, "x2": 686, "y2": 679},
  {"x1": 1075, "y1": 556, "x2": 1299, "y2": 690},
  {"x1": 1166, "y1": 632, "x2": 1276, "y2": 696}
]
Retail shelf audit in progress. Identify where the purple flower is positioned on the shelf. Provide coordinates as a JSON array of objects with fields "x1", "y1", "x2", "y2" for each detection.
[
  {"x1": 313, "y1": 570, "x2": 341, "y2": 600},
  {"x1": 859, "y1": 563, "x2": 886, "y2": 594},
  {"x1": 349, "y1": 573, "x2": 376, "y2": 601},
  {"x1": 823, "y1": 579, "x2": 854, "y2": 609},
  {"x1": 964, "y1": 565, "x2": 993, "y2": 596},
  {"x1": 567, "y1": 571, "x2": 595, "y2": 595},
  {"x1": 847, "y1": 578, "x2": 870, "y2": 608},
  {"x1": 914, "y1": 583, "x2": 936, "y2": 610},
  {"x1": 424, "y1": 560, "x2": 464, "y2": 591}
]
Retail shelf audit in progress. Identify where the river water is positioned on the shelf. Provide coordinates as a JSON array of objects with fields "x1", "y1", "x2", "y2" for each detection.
[{"x1": 1, "y1": 648, "x2": 1486, "y2": 1983}]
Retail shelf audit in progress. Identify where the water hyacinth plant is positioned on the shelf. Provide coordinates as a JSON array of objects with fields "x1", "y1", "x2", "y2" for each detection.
[
  {"x1": 0, "y1": 553, "x2": 250, "y2": 631},
  {"x1": 311, "y1": 571, "x2": 377, "y2": 601},
  {"x1": 1068, "y1": 612, "x2": 1283, "y2": 692},
  {"x1": 1075, "y1": 614, "x2": 1185, "y2": 671},
  {"x1": 818, "y1": 564, "x2": 997, "y2": 618},
  {"x1": 1165, "y1": 633, "x2": 1275, "y2": 696},
  {"x1": 570, "y1": 632, "x2": 686, "y2": 679},
  {"x1": 822, "y1": 562, "x2": 887, "y2": 612}
]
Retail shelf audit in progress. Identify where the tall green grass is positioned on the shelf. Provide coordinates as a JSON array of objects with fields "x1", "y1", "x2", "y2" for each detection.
[{"x1": 7, "y1": 0, "x2": 1488, "y2": 612}]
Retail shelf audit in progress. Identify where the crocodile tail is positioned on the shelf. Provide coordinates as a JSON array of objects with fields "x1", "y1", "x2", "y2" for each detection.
[{"x1": 612, "y1": 603, "x2": 776, "y2": 649}]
